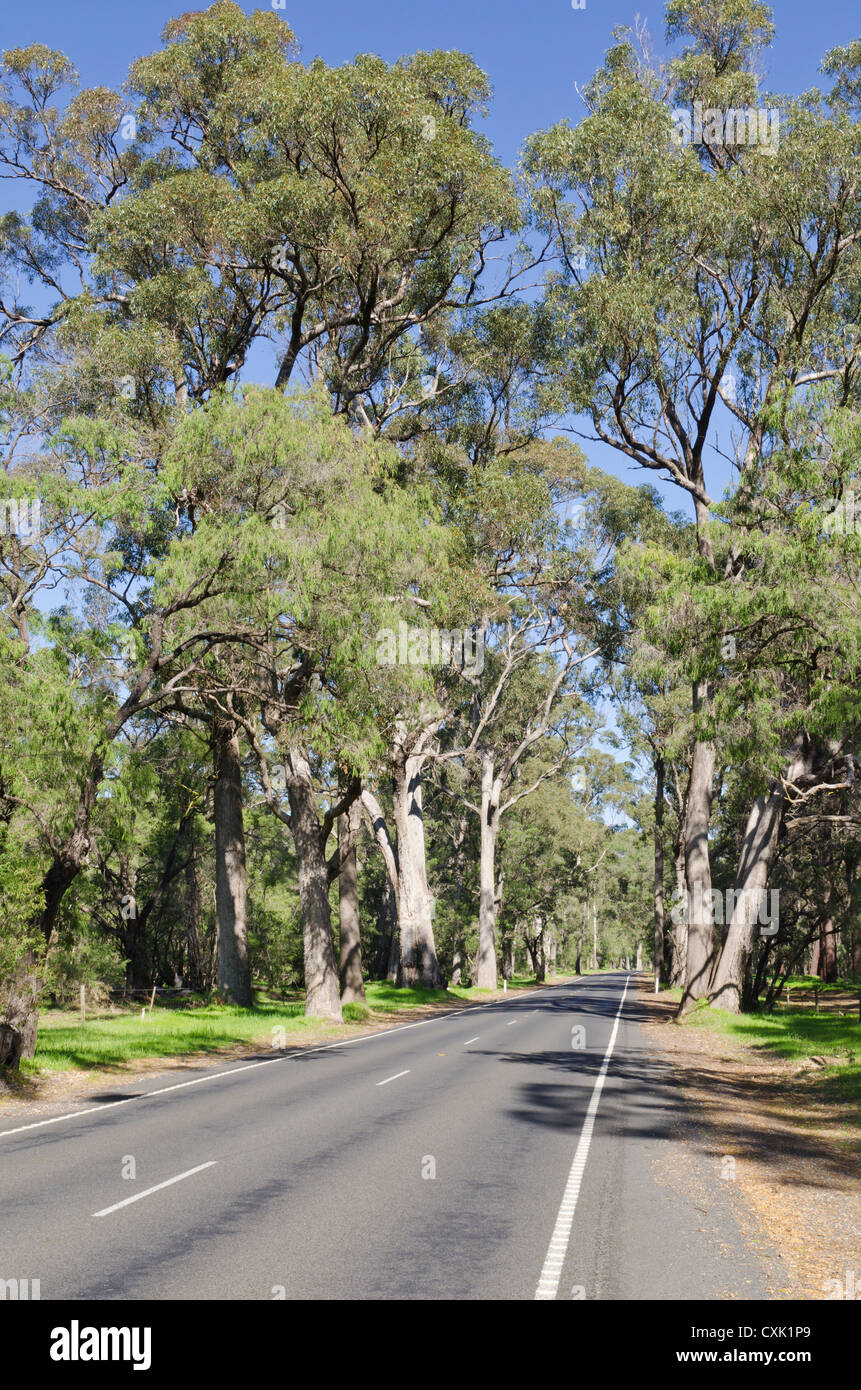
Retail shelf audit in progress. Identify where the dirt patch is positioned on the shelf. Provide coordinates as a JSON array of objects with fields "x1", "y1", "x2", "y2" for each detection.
[{"x1": 635, "y1": 977, "x2": 861, "y2": 1300}]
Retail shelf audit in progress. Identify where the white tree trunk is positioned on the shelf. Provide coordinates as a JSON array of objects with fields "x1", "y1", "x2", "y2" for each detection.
[
  {"x1": 392, "y1": 750, "x2": 441, "y2": 988},
  {"x1": 709, "y1": 736, "x2": 812, "y2": 1012},
  {"x1": 679, "y1": 712, "x2": 715, "y2": 1014},
  {"x1": 476, "y1": 750, "x2": 500, "y2": 990},
  {"x1": 286, "y1": 752, "x2": 342, "y2": 1021}
]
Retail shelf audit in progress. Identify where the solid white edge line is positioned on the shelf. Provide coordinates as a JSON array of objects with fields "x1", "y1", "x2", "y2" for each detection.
[
  {"x1": 92, "y1": 1161, "x2": 216, "y2": 1218},
  {"x1": 376, "y1": 1069, "x2": 410, "y2": 1087},
  {"x1": 534, "y1": 974, "x2": 631, "y2": 1301},
  {"x1": 0, "y1": 975, "x2": 606, "y2": 1142}
]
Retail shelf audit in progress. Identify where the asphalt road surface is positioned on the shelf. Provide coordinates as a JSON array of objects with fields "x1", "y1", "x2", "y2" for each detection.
[{"x1": 0, "y1": 972, "x2": 790, "y2": 1300}]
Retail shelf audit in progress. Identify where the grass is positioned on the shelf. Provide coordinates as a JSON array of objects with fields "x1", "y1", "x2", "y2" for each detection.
[
  {"x1": 783, "y1": 974, "x2": 860, "y2": 991},
  {"x1": 661, "y1": 984, "x2": 861, "y2": 1110},
  {"x1": 22, "y1": 972, "x2": 555, "y2": 1076},
  {"x1": 24, "y1": 1000, "x2": 327, "y2": 1073}
]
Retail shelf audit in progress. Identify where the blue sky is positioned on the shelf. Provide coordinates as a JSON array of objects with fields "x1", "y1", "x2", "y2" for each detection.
[
  {"x1": 1, "y1": 1, "x2": 853, "y2": 169},
  {"x1": 2, "y1": 0, "x2": 858, "y2": 514}
]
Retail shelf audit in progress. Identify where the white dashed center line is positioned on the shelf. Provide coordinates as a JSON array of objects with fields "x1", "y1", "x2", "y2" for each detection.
[
  {"x1": 464, "y1": 1037, "x2": 480, "y2": 1045},
  {"x1": 376, "y1": 1070, "x2": 410, "y2": 1087},
  {"x1": 93, "y1": 1161, "x2": 216, "y2": 1218}
]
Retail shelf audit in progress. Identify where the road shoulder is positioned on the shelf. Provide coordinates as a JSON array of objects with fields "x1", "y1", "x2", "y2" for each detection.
[{"x1": 635, "y1": 977, "x2": 861, "y2": 1300}]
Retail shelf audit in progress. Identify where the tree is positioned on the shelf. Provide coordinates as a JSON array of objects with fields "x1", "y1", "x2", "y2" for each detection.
[{"x1": 523, "y1": 0, "x2": 861, "y2": 1012}]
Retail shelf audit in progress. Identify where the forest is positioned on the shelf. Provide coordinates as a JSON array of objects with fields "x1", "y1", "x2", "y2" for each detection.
[{"x1": 1, "y1": 0, "x2": 860, "y2": 1071}]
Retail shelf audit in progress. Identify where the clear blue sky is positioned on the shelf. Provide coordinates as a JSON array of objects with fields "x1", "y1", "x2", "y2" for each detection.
[
  {"x1": 1, "y1": 0, "x2": 853, "y2": 169},
  {"x1": 2, "y1": 0, "x2": 857, "y2": 511}
]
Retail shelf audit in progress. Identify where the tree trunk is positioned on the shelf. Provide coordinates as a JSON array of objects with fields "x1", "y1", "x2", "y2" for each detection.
[
  {"x1": 708, "y1": 735, "x2": 811, "y2": 1013},
  {"x1": 668, "y1": 819, "x2": 687, "y2": 987},
  {"x1": 0, "y1": 952, "x2": 42, "y2": 1064},
  {"x1": 392, "y1": 750, "x2": 441, "y2": 988},
  {"x1": 212, "y1": 719, "x2": 252, "y2": 1007},
  {"x1": 2, "y1": 821, "x2": 94, "y2": 1065},
  {"x1": 678, "y1": 716, "x2": 716, "y2": 1015},
  {"x1": 502, "y1": 935, "x2": 514, "y2": 981},
  {"x1": 533, "y1": 923, "x2": 546, "y2": 983},
  {"x1": 338, "y1": 796, "x2": 365, "y2": 1004},
  {"x1": 653, "y1": 751, "x2": 665, "y2": 993},
  {"x1": 547, "y1": 929, "x2": 557, "y2": 977},
  {"x1": 387, "y1": 923, "x2": 401, "y2": 983},
  {"x1": 576, "y1": 898, "x2": 586, "y2": 975},
  {"x1": 819, "y1": 896, "x2": 838, "y2": 983},
  {"x1": 524, "y1": 932, "x2": 536, "y2": 975},
  {"x1": 810, "y1": 932, "x2": 821, "y2": 978},
  {"x1": 476, "y1": 750, "x2": 500, "y2": 990},
  {"x1": 184, "y1": 842, "x2": 205, "y2": 992},
  {"x1": 285, "y1": 752, "x2": 342, "y2": 1021},
  {"x1": 373, "y1": 875, "x2": 396, "y2": 979},
  {"x1": 450, "y1": 937, "x2": 463, "y2": 986}
]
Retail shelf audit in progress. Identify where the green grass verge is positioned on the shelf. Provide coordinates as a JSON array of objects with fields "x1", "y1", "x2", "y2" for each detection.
[
  {"x1": 25, "y1": 1000, "x2": 330, "y2": 1073},
  {"x1": 661, "y1": 985, "x2": 861, "y2": 1114},
  {"x1": 24, "y1": 973, "x2": 555, "y2": 1075}
]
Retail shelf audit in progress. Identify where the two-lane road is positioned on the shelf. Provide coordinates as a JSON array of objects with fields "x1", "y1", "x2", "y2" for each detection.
[{"x1": 0, "y1": 973, "x2": 789, "y2": 1299}]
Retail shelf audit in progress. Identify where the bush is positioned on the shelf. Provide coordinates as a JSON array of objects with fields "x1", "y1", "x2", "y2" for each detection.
[{"x1": 44, "y1": 929, "x2": 126, "y2": 1009}]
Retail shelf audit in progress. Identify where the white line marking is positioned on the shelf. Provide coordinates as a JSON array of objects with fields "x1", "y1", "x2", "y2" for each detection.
[
  {"x1": 92, "y1": 1161, "x2": 216, "y2": 1218},
  {"x1": 534, "y1": 975, "x2": 630, "y2": 1301},
  {"x1": 376, "y1": 1069, "x2": 410, "y2": 1087},
  {"x1": 464, "y1": 1036, "x2": 480, "y2": 1045},
  {"x1": 0, "y1": 978, "x2": 591, "y2": 1142},
  {"x1": 507, "y1": 1020, "x2": 517, "y2": 1026}
]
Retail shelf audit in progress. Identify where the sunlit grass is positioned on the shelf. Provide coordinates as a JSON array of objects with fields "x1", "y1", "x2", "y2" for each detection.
[
  {"x1": 24, "y1": 972, "x2": 551, "y2": 1074},
  {"x1": 660, "y1": 984, "x2": 861, "y2": 1115},
  {"x1": 24, "y1": 1000, "x2": 335, "y2": 1073}
]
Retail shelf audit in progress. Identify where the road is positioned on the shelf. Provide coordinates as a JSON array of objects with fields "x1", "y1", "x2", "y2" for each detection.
[{"x1": 0, "y1": 972, "x2": 790, "y2": 1300}]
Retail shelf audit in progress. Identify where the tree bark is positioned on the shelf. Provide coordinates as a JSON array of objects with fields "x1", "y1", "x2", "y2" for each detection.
[
  {"x1": 338, "y1": 796, "x2": 365, "y2": 1003},
  {"x1": 387, "y1": 920, "x2": 401, "y2": 983},
  {"x1": 0, "y1": 952, "x2": 42, "y2": 1063},
  {"x1": 533, "y1": 927, "x2": 546, "y2": 983},
  {"x1": 372, "y1": 875, "x2": 396, "y2": 979},
  {"x1": 668, "y1": 797, "x2": 688, "y2": 987},
  {"x1": 285, "y1": 752, "x2": 343, "y2": 1021},
  {"x1": 184, "y1": 842, "x2": 206, "y2": 992},
  {"x1": 362, "y1": 769, "x2": 441, "y2": 989},
  {"x1": 502, "y1": 935, "x2": 514, "y2": 981},
  {"x1": 2, "y1": 818, "x2": 95, "y2": 1064},
  {"x1": 392, "y1": 747, "x2": 441, "y2": 988},
  {"x1": 653, "y1": 752, "x2": 665, "y2": 993},
  {"x1": 476, "y1": 749, "x2": 500, "y2": 990},
  {"x1": 547, "y1": 928, "x2": 557, "y2": 977},
  {"x1": 212, "y1": 718, "x2": 252, "y2": 1007},
  {"x1": 708, "y1": 735, "x2": 811, "y2": 1012},
  {"x1": 818, "y1": 897, "x2": 838, "y2": 982},
  {"x1": 678, "y1": 711, "x2": 715, "y2": 1015}
]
